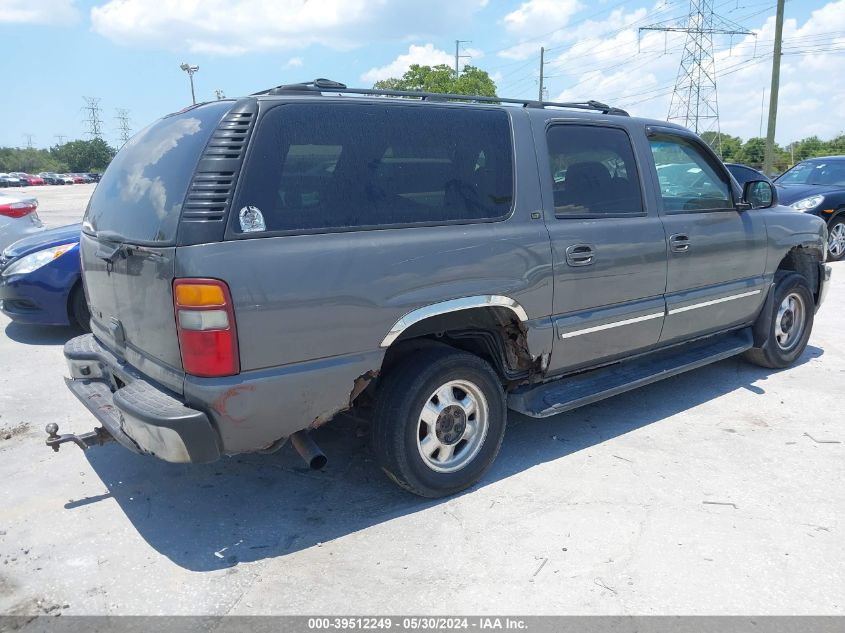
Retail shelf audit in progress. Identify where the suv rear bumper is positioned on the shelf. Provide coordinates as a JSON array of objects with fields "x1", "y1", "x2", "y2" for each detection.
[{"x1": 64, "y1": 334, "x2": 221, "y2": 463}]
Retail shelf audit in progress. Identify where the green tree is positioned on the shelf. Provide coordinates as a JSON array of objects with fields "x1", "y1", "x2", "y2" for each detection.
[
  {"x1": 50, "y1": 138, "x2": 115, "y2": 172},
  {"x1": 374, "y1": 64, "x2": 497, "y2": 97}
]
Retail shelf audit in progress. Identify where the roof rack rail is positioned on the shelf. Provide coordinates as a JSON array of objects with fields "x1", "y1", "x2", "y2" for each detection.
[{"x1": 252, "y1": 78, "x2": 629, "y2": 116}]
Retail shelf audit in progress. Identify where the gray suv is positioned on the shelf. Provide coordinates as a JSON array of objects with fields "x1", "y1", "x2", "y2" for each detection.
[{"x1": 49, "y1": 80, "x2": 832, "y2": 498}]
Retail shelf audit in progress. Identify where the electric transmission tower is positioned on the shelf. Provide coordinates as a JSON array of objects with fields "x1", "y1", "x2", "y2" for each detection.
[
  {"x1": 640, "y1": 0, "x2": 753, "y2": 151},
  {"x1": 23, "y1": 134, "x2": 35, "y2": 149},
  {"x1": 82, "y1": 97, "x2": 104, "y2": 140},
  {"x1": 115, "y1": 108, "x2": 132, "y2": 145}
]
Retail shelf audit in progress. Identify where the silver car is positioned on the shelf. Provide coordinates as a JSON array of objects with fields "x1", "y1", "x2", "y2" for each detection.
[{"x1": 0, "y1": 191, "x2": 44, "y2": 253}]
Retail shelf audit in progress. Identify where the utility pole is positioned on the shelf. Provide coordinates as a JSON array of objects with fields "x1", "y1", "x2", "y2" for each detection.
[
  {"x1": 115, "y1": 108, "x2": 132, "y2": 146},
  {"x1": 538, "y1": 47, "x2": 545, "y2": 102},
  {"x1": 640, "y1": 0, "x2": 753, "y2": 154},
  {"x1": 82, "y1": 97, "x2": 104, "y2": 140},
  {"x1": 454, "y1": 40, "x2": 471, "y2": 78},
  {"x1": 763, "y1": 0, "x2": 785, "y2": 175},
  {"x1": 180, "y1": 62, "x2": 200, "y2": 104}
]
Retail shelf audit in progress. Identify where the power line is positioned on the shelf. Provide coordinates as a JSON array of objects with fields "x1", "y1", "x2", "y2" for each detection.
[
  {"x1": 115, "y1": 108, "x2": 132, "y2": 146},
  {"x1": 455, "y1": 40, "x2": 472, "y2": 77},
  {"x1": 82, "y1": 96, "x2": 104, "y2": 140},
  {"x1": 639, "y1": 0, "x2": 755, "y2": 151}
]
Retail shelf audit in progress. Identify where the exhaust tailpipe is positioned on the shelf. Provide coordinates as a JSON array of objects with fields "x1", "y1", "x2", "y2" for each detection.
[{"x1": 290, "y1": 430, "x2": 327, "y2": 470}]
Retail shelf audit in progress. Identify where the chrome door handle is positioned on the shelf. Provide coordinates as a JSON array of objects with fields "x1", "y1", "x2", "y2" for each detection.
[
  {"x1": 565, "y1": 244, "x2": 595, "y2": 267},
  {"x1": 669, "y1": 233, "x2": 691, "y2": 253}
]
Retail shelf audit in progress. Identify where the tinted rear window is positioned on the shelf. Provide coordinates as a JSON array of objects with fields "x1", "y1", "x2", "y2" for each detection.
[
  {"x1": 84, "y1": 101, "x2": 231, "y2": 244},
  {"x1": 232, "y1": 103, "x2": 514, "y2": 234}
]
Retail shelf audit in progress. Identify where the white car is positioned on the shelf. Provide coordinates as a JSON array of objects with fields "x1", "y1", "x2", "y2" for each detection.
[{"x1": 0, "y1": 192, "x2": 44, "y2": 254}]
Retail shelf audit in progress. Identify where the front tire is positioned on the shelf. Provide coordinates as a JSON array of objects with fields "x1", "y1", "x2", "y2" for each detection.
[
  {"x1": 827, "y1": 216, "x2": 845, "y2": 262},
  {"x1": 70, "y1": 285, "x2": 91, "y2": 332},
  {"x1": 744, "y1": 272, "x2": 814, "y2": 369},
  {"x1": 371, "y1": 347, "x2": 507, "y2": 498}
]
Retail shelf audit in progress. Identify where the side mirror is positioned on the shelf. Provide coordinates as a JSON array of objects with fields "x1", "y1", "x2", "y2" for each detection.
[{"x1": 739, "y1": 179, "x2": 777, "y2": 211}]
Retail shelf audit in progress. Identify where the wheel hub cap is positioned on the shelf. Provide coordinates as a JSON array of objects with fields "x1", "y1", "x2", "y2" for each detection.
[
  {"x1": 829, "y1": 224, "x2": 845, "y2": 258},
  {"x1": 435, "y1": 405, "x2": 467, "y2": 445},
  {"x1": 774, "y1": 291, "x2": 805, "y2": 351},
  {"x1": 416, "y1": 379, "x2": 490, "y2": 474}
]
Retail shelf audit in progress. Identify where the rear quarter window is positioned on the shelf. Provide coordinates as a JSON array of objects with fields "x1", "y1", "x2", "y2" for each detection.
[
  {"x1": 230, "y1": 102, "x2": 514, "y2": 235},
  {"x1": 84, "y1": 101, "x2": 231, "y2": 244}
]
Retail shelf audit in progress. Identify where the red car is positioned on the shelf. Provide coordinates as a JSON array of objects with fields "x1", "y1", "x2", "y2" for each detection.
[{"x1": 24, "y1": 174, "x2": 44, "y2": 186}]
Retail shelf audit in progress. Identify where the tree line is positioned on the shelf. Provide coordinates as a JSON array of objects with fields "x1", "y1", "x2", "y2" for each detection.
[
  {"x1": 701, "y1": 132, "x2": 845, "y2": 174},
  {"x1": 0, "y1": 138, "x2": 116, "y2": 174}
]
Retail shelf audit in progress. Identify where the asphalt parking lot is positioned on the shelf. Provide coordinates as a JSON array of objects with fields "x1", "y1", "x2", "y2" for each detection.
[{"x1": 1, "y1": 185, "x2": 843, "y2": 615}]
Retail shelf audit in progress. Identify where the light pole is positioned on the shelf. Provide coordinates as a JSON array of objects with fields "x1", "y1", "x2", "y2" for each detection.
[{"x1": 180, "y1": 62, "x2": 199, "y2": 104}]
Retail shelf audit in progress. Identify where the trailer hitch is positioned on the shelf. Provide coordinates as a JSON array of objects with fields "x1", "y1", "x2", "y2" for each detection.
[{"x1": 45, "y1": 423, "x2": 114, "y2": 452}]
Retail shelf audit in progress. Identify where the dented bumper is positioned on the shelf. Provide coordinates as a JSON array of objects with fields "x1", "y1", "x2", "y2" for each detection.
[{"x1": 64, "y1": 335, "x2": 221, "y2": 463}]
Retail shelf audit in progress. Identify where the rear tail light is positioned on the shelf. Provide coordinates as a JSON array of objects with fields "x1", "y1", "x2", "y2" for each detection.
[
  {"x1": 0, "y1": 200, "x2": 37, "y2": 218},
  {"x1": 173, "y1": 278, "x2": 240, "y2": 377}
]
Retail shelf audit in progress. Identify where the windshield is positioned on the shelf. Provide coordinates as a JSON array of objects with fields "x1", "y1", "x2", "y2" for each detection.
[
  {"x1": 777, "y1": 160, "x2": 845, "y2": 186},
  {"x1": 83, "y1": 101, "x2": 231, "y2": 244}
]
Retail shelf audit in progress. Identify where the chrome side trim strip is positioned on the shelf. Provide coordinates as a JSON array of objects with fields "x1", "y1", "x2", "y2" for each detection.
[
  {"x1": 667, "y1": 289, "x2": 761, "y2": 315},
  {"x1": 558, "y1": 311, "x2": 664, "y2": 340},
  {"x1": 380, "y1": 295, "x2": 530, "y2": 348}
]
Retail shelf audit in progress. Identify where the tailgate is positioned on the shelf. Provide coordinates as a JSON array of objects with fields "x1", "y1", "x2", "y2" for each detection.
[{"x1": 81, "y1": 231, "x2": 184, "y2": 392}]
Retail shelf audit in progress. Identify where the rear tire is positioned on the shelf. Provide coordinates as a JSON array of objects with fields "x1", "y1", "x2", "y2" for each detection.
[
  {"x1": 744, "y1": 272, "x2": 814, "y2": 369},
  {"x1": 371, "y1": 347, "x2": 506, "y2": 498},
  {"x1": 70, "y1": 284, "x2": 91, "y2": 332},
  {"x1": 827, "y1": 216, "x2": 845, "y2": 262}
]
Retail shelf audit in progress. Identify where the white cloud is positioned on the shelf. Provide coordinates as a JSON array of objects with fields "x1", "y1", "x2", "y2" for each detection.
[
  {"x1": 286, "y1": 57, "x2": 304, "y2": 68},
  {"x1": 89, "y1": 0, "x2": 488, "y2": 55},
  {"x1": 503, "y1": 0, "x2": 582, "y2": 35},
  {"x1": 361, "y1": 43, "x2": 457, "y2": 83},
  {"x1": 0, "y1": 0, "x2": 78, "y2": 25}
]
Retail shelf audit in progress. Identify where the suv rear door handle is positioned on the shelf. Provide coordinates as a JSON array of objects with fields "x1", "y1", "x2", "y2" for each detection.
[
  {"x1": 565, "y1": 244, "x2": 595, "y2": 267},
  {"x1": 669, "y1": 233, "x2": 691, "y2": 253}
]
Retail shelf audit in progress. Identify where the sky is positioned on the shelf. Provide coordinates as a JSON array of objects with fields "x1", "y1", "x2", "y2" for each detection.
[{"x1": 1, "y1": 0, "x2": 843, "y2": 149}]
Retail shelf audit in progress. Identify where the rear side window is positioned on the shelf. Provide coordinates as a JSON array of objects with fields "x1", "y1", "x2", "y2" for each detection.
[
  {"x1": 232, "y1": 103, "x2": 514, "y2": 234},
  {"x1": 546, "y1": 125, "x2": 644, "y2": 217},
  {"x1": 84, "y1": 101, "x2": 232, "y2": 244}
]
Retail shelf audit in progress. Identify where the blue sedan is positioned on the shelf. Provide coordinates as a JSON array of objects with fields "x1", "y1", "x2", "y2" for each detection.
[{"x1": 0, "y1": 223, "x2": 89, "y2": 330}]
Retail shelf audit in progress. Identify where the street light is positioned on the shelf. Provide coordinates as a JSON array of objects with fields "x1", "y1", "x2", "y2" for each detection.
[{"x1": 179, "y1": 62, "x2": 200, "y2": 104}]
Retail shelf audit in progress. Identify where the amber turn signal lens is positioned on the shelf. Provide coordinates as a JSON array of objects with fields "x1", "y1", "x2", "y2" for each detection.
[{"x1": 175, "y1": 283, "x2": 226, "y2": 307}]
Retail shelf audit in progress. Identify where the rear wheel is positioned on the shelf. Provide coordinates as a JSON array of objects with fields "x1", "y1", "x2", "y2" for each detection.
[
  {"x1": 371, "y1": 347, "x2": 506, "y2": 498},
  {"x1": 744, "y1": 272, "x2": 814, "y2": 369},
  {"x1": 70, "y1": 284, "x2": 91, "y2": 332},
  {"x1": 827, "y1": 217, "x2": 845, "y2": 262}
]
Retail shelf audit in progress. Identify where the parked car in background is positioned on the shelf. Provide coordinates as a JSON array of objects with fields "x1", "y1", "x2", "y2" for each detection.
[
  {"x1": 0, "y1": 173, "x2": 24, "y2": 187},
  {"x1": 57, "y1": 174, "x2": 75, "y2": 185},
  {"x1": 0, "y1": 223, "x2": 88, "y2": 330},
  {"x1": 23, "y1": 174, "x2": 45, "y2": 186},
  {"x1": 0, "y1": 191, "x2": 44, "y2": 253},
  {"x1": 85, "y1": 173, "x2": 101, "y2": 183},
  {"x1": 725, "y1": 163, "x2": 770, "y2": 187},
  {"x1": 9, "y1": 172, "x2": 32, "y2": 186},
  {"x1": 38, "y1": 173, "x2": 63, "y2": 185},
  {"x1": 775, "y1": 156, "x2": 845, "y2": 261}
]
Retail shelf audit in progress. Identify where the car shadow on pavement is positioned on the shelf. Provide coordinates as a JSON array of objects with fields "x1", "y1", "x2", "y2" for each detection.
[
  {"x1": 77, "y1": 346, "x2": 823, "y2": 572},
  {"x1": 4, "y1": 322, "x2": 79, "y2": 346}
]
